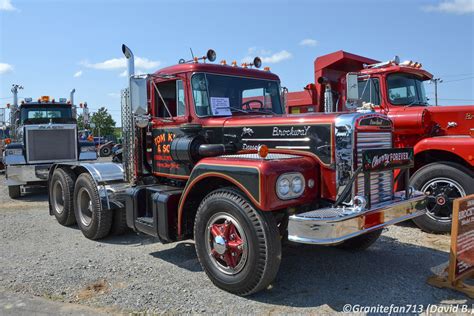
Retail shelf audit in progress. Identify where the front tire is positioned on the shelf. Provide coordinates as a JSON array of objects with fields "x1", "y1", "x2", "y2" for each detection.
[
  {"x1": 194, "y1": 188, "x2": 281, "y2": 296},
  {"x1": 410, "y1": 162, "x2": 474, "y2": 233},
  {"x1": 50, "y1": 168, "x2": 76, "y2": 226},
  {"x1": 74, "y1": 173, "x2": 112, "y2": 240},
  {"x1": 8, "y1": 185, "x2": 21, "y2": 199}
]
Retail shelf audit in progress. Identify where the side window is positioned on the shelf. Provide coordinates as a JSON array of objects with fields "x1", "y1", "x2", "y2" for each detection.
[
  {"x1": 176, "y1": 80, "x2": 186, "y2": 116},
  {"x1": 192, "y1": 74, "x2": 210, "y2": 116},
  {"x1": 358, "y1": 78, "x2": 381, "y2": 106},
  {"x1": 154, "y1": 80, "x2": 177, "y2": 118}
]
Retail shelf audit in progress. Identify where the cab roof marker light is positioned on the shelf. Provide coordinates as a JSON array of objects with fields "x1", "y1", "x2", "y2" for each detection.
[
  {"x1": 220, "y1": 60, "x2": 227, "y2": 65},
  {"x1": 264, "y1": 66, "x2": 271, "y2": 72},
  {"x1": 231, "y1": 61, "x2": 237, "y2": 67},
  {"x1": 59, "y1": 98, "x2": 67, "y2": 103}
]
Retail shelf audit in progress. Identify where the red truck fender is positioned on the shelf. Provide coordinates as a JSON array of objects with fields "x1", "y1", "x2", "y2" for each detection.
[
  {"x1": 176, "y1": 155, "x2": 319, "y2": 237},
  {"x1": 413, "y1": 136, "x2": 474, "y2": 168}
]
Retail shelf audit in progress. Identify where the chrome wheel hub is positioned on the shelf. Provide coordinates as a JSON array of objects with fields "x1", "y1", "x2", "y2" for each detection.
[
  {"x1": 421, "y1": 177, "x2": 466, "y2": 222},
  {"x1": 77, "y1": 187, "x2": 93, "y2": 227},
  {"x1": 52, "y1": 181, "x2": 65, "y2": 215},
  {"x1": 205, "y1": 213, "x2": 248, "y2": 275}
]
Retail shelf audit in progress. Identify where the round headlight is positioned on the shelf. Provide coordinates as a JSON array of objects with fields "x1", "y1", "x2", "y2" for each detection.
[
  {"x1": 278, "y1": 178, "x2": 290, "y2": 196},
  {"x1": 291, "y1": 177, "x2": 303, "y2": 194}
]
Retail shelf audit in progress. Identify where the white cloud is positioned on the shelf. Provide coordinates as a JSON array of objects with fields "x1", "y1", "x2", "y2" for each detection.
[
  {"x1": 118, "y1": 70, "x2": 127, "y2": 77},
  {"x1": 242, "y1": 48, "x2": 292, "y2": 64},
  {"x1": 299, "y1": 38, "x2": 318, "y2": 47},
  {"x1": 0, "y1": 63, "x2": 13, "y2": 74},
  {"x1": 82, "y1": 56, "x2": 161, "y2": 71},
  {"x1": 423, "y1": 0, "x2": 474, "y2": 14},
  {"x1": 261, "y1": 50, "x2": 292, "y2": 64},
  {"x1": 107, "y1": 92, "x2": 120, "y2": 98},
  {"x1": 0, "y1": 0, "x2": 17, "y2": 11},
  {"x1": 73, "y1": 70, "x2": 83, "y2": 78}
]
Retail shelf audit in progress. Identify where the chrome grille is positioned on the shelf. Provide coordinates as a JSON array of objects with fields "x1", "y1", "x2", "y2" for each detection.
[
  {"x1": 26, "y1": 126, "x2": 77, "y2": 163},
  {"x1": 356, "y1": 132, "x2": 393, "y2": 204}
]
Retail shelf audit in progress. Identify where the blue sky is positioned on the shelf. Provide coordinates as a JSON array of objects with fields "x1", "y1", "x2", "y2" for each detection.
[{"x1": 1, "y1": 0, "x2": 473, "y2": 124}]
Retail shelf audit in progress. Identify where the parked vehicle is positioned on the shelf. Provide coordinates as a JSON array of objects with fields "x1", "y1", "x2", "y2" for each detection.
[
  {"x1": 0, "y1": 123, "x2": 9, "y2": 171},
  {"x1": 285, "y1": 51, "x2": 474, "y2": 233},
  {"x1": 111, "y1": 143, "x2": 123, "y2": 163},
  {"x1": 93, "y1": 136, "x2": 107, "y2": 147},
  {"x1": 47, "y1": 45, "x2": 426, "y2": 295},
  {"x1": 3, "y1": 86, "x2": 97, "y2": 198},
  {"x1": 98, "y1": 141, "x2": 115, "y2": 157}
]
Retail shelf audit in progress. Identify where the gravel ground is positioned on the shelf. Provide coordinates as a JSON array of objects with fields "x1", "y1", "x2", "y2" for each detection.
[{"x1": 0, "y1": 175, "x2": 473, "y2": 315}]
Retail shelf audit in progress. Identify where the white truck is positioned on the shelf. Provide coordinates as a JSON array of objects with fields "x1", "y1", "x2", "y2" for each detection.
[{"x1": 3, "y1": 85, "x2": 97, "y2": 198}]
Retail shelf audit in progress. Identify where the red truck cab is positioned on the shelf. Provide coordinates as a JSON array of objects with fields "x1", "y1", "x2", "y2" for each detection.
[
  {"x1": 47, "y1": 46, "x2": 427, "y2": 295},
  {"x1": 286, "y1": 51, "x2": 474, "y2": 233}
]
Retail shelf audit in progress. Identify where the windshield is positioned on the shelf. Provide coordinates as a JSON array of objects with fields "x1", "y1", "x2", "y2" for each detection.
[
  {"x1": 387, "y1": 73, "x2": 428, "y2": 105},
  {"x1": 20, "y1": 105, "x2": 74, "y2": 124},
  {"x1": 191, "y1": 73, "x2": 283, "y2": 117}
]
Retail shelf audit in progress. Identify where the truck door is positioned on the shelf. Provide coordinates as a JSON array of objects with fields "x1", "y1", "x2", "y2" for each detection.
[{"x1": 151, "y1": 78, "x2": 191, "y2": 179}]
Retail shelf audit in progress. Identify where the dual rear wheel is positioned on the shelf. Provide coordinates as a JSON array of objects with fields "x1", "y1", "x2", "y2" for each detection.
[{"x1": 50, "y1": 168, "x2": 127, "y2": 240}]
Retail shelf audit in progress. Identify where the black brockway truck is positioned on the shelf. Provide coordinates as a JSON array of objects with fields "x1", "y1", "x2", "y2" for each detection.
[{"x1": 47, "y1": 45, "x2": 427, "y2": 295}]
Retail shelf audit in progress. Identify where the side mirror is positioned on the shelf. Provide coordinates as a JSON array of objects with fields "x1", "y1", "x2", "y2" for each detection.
[
  {"x1": 130, "y1": 76, "x2": 148, "y2": 115},
  {"x1": 346, "y1": 73, "x2": 359, "y2": 102}
]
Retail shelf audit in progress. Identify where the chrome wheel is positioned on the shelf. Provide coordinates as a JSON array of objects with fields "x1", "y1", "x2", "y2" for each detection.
[
  {"x1": 52, "y1": 180, "x2": 65, "y2": 215},
  {"x1": 421, "y1": 177, "x2": 466, "y2": 223},
  {"x1": 77, "y1": 187, "x2": 93, "y2": 227},
  {"x1": 205, "y1": 213, "x2": 248, "y2": 275}
]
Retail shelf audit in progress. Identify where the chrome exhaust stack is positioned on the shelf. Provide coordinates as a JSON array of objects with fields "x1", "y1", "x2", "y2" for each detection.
[
  {"x1": 121, "y1": 44, "x2": 136, "y2": 184},
  {"x1": 318, "y1": 77, "x2": 334, "y2": 113},
  {"x1": 70, "y1": 88, "x2": 76, "y2": 118},
  {"x1": 122, "y1": 44, "x2": 135, "y2": 78}
]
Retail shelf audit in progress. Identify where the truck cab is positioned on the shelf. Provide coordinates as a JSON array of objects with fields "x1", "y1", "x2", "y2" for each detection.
[
  {"x1": 47, "y1": 45, "x2": 427, "y2": 295},
  {"x1": 4, "y1": 90, "x2": 97, "y2": 198},
  {"x1": 286, "y1": 51, "x2": 474, "y2": 233}
]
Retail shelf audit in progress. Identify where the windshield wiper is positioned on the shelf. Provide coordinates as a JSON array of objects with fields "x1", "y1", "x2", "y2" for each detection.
[
  {"x1": 229, "y1": 107, "x2": 249, "y2": 114},
  {"x1": 249, "y1": 108, "x2": 277, "y2": 115},
  {"x1": 406, "y1": 99, "x2": 421, "y2": 107}
]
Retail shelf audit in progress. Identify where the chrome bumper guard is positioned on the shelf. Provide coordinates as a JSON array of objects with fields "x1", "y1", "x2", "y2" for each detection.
[{"x1": 288, "y1": 190, "x2": 427, "y2": 245}]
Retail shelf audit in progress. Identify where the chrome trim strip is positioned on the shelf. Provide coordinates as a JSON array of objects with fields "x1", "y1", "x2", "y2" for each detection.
[
  {"x1": 275, "y1": 146, "x2": 311, "y2": 149},
  {"x1": 241, "y1": 137, "x2": 311, "y2": 142}
]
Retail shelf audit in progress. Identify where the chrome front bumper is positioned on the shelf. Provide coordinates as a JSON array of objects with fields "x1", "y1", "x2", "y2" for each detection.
[{"x1": 288, "y1": 191, "x2": 427, "y2": 245}]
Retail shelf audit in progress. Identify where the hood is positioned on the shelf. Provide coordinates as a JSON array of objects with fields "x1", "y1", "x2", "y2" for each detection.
[
  {"x1": 426, "y1": 105, "x2": 474, "y2": 135},
  {"x1": 220, "y1": 112, "x2": 392, "y2": 167},
  {"x1": 387, "y1": 105, "x2": 474, "y2": 136}
]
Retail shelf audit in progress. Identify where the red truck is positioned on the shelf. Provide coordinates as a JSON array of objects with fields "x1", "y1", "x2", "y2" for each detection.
[
  {"x1": 285, "y1": 51, "x2": 474, "y2": 233},
  {"x1": 47, "y1": 45, "x2": 427, "y2": 295}
]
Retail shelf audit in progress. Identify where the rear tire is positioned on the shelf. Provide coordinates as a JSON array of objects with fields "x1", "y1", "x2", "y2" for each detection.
[
  {"x1": 194, "y1": 187, "x2": 281, "y2": 296},
  {"x1": 410, "y1": 162, "x2": 474, "y2": 233},
  {"x1": 8, "y1": 185, "x2": 21, "y2": 199},
  {"x1": 50, "y1": 168, "x2": 77, "y2": 226},
  {"x1": 74, "y1": 173, "x2": 112, "y2": 240},
  {"x1": 335, "y1": 229, "x2": 383, "y2": 251}
]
